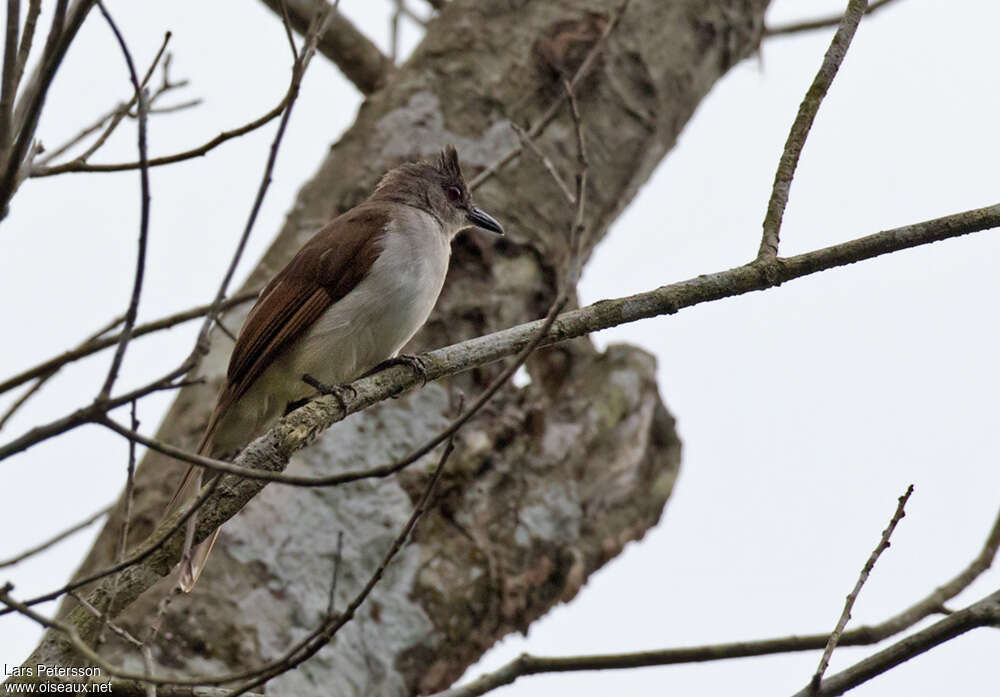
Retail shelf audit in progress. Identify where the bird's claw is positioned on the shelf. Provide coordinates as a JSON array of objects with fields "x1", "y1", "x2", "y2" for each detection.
[
  {"x1": 302, "y1": 374, "x2": 357, "y2": 413},
  {"x1": 363, "y1": 354, "x2": 430, "y2": 387}
]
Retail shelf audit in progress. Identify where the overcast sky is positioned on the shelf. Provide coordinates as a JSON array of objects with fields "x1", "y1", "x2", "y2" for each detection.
[{"x1": 2, "y1": 1, "x2": 999, "y2": 695}]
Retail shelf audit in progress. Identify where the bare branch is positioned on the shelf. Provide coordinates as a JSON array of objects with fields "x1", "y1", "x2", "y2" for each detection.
[
  {"x1": 0, "y1": 358, "x2": 195, "y2": 462},
  {"x1": 277, "y1": 0, "x2": 299, "y2": 62},
  {"x1": 765, "y1": 0, "x2": 901, "y2": 38},
  {"x1": 430, "y1": 503, "x2": 1000, "y2": 697},
  {"x1": 0, "y1": 0, "x2": 20, "y2": 150},
  {"x1": 221, "y1": 438, "x2": 456, "y2": 696},
  {"x1": 0, "y1": 503, "x2": 112, "y2": 569},
  {"x1": 99, "y1": 294, "x2": 567, "y2": 488},
  {"x1": 99, "y1": 400, "x2": 140, "y2": 647},
  {"x1": 8, "y1": 205, "x2": 999, "y2": 663},
  {"x1": 792, "y1": 588, "x2": 1000, "y2": 697},
  {"x1": 257, "y1": 0, "x2": 394, "y2": 94},
  {"x1": 563, "y1": 76, "x2": 588, "y2": 287},
  {"x1": 11, "y1": 0, "x2": 40, "y2": 91},
  {"x1": 3, "y1": 202, "x2": 1000, "y2": 463},
  {"x1": 40, "y1": 31, "x2": 171, "y2": 170},
  {"x1": 31, "y1": 96, "x2": 286, "y2": 177},
  {"x1": 0, "y1": 0, "x2": 95, "y2": 218},
  {"x1": 1, "y1": 440, "x2": 456, "y2": 691},
  {"x1": 510, "y1": 122, "x2": 575, "y2": 205},
  {"x1": 190, "y1": 0, "x2": 332, "y2": 377},
  {"x1": 810, "y1": 485, "x2": 913, "y2": 691},
  {"x1": 0, "y1": 475, "x2": 222, "y2": 620},
  {"x1": 0, "y1": 290, "x2": 256, "y2": 398},
  {"x1": 468, "y1": 0, "x2": 630, "y2": 191},
  {"x1": 757, "y1": 0, "x2": 869, "y2": 261},
  {"x1": 69, "y1": 591, "x2": 143, "y2": 649},
  {"x1": 95, "y1": 1, "x2": 152, "y2": 402}
]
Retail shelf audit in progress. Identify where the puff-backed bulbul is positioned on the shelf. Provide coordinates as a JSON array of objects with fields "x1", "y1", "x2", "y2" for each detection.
[{"x1": 168, "y1": 146, "x2": 503, "y2": 591}]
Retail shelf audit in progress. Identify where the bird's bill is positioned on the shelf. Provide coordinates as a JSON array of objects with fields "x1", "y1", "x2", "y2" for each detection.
[{"x1": 466, "y1": 206, "x2": 504, "y2": 235}]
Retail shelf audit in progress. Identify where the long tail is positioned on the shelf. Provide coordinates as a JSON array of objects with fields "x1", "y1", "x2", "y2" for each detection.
[{"x1": 166, "y1": 400, "x2": 226, "y2": 593}]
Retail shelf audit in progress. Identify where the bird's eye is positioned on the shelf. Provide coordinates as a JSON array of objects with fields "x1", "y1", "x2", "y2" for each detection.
[{"x1": 445, "y1": 186, "x2": 462, "y2": 203}]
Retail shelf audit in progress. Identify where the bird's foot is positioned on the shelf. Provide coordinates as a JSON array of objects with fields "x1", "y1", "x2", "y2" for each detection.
[
  {"x1": 302, "y1": 374, "x2": 357, "y2": 414},
  {"x1": 363, "y1": 354, "x2": 430, "y2": 387}
]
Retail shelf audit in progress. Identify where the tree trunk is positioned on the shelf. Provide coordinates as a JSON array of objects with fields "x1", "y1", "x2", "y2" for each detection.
[{"x1": 49, "y1": 0, "x2": 768, "y2": 693}]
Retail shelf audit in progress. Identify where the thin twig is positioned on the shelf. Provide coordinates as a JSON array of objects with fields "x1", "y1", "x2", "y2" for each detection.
[
  {"x1": 0, "y1": 0, "x2": 20, "y2": 151},
  {"x1": 757, "y1": 0, "x2": 869, "y2": 261},
  {"x1": 396, "y1": 0, "x2": 428, "y2": 27},
  {"x1": 509, "y1": 122, "x2": 575, "y2": 205},
  {"x1": 1, "y1": 442, "x2": 456, "y2": 692},
  {"x1": 0, "y1": 291, "x2": 257, "y2": 398},
  {"x1": 54, "y1": 30, "x2": 170, "y2": 169},
  {"x1": 0, "y1": 312, "x2": 124, "y2": 430},
  {"x1": 100, "y1": 294, "x2": 568, "y2": 488},
  {"x1": 3, "y1": 201, "x2": 1000, "y2": 466},
  {"x1": 31, "y1": 95, "x2": 288, "y2": 177},
  {"x1": 0, "y1": 475, "x2": 222, "y2": 620},
  {"x1": 325, "y1": 530, "x2": 343, "y2": 617},
  {"x1": 0, "y1": 503, "x2": 112, "y2": 568},
  {"x1": 221, "y1": 438, "x2": 457, "y2": 697},
  {"x1": 99, "y1": 400, "x2": 140, "y2": 647},
  {"x1": 791, "y1": 588, "x2": 1000, "y2": 697},
  {"x1": 257, "y1": 0, "x2": 394, "y2": 95},
  {"x1": 277, "y1": 0, "x2": 299, "y2": 61},
  {"x1": 389, "y1": 0, "x2": 401, "y2": 62},
  {"x1": 563, "y1": 76, "x2": 588, "y2": 287},
  {"x1": 810, "y1": 484, "x2": 914, "y2": 692},
  {"x1": 191, "y1": 0, "x2": 333, "y2": 364},
  {"x1": 11, "y1": 0, "x2": 40, "y2": 92},
  {"x1": 765, "y1": 0, "x2": 900, "y2": 37},
  {"x1": 0, "y1": 0, "x2": 96, "y2": 216},
  {"x1": 68, "y1": 591, "x2": 143, "y2": 648},
  {"x1": 95, "y1": 0, "x2": 152, "y2": 402},
  {"x1": 468, "y1": 0, "x2": 630, "y2": 192}
]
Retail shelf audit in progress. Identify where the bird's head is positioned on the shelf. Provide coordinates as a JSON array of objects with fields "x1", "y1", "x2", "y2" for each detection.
[{"x1": 372, "y1": 145, "x2": 504, "y2": 238}]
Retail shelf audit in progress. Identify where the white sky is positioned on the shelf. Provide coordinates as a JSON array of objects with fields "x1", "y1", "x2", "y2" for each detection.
[{"x1": 2, "y1": 1, "x2": 999, "y2": 695}]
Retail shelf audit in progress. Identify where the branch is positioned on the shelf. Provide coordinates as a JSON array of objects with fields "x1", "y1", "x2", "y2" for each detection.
[
  {"x1": 11, "y1": 0, "x2": 39, "y2": 92},
  {"x1": 468, "y1": 0, "x2": 630, "y2": 192},
  {"x1": 0, "y1": 503, "x2": 112, "y2": 568},
  {"x1": 2, "y1": 202, "x2": 999, "y2": 461},
  {"x1": 0, "y1": 291, "x2": 256, "y2": 398},
  {"x1": 0, "y1": 0, "x2": 20, "y2": 151},
  {"x1": 765, "y1": 0, "x2": 901, "y2": 38},
  {"x1": 0, "y1": 0, "x2": 95, "y2": 218},
  {"x1": 30, "y1": 93, "x2": 287, "y2": 177},
  {"x1": 36, "y1": 31, "x2": 172, "y2": 170},
  {"x1": 2, "y1": 440, "x2": 456, "y2": 691},
  {"x1": 220, "y1": 438, "x2": 456, "y2": 696},
  {"x1": 792, "y1": 588, "x2": 1000, "y2": 697},
  {"x1": 257, "y1": 0, "x2": 394, "y2": 94},
  {"x1": 95, "y1": 1, "x2": 151, "y2": 402},
  {"x1": 98, "y1": 296, "x2": 567, "y2": 488},
  {"x1": 810, "y1": 485, "x2": 913, "y2": 690},
  {"x1": 8, "y1": 202, "x2": 998, "y2": 656},
  {"x1": 428, "y1": 502, "x2": 1000, "y2": 697},
  {"x1": 758, "y1": 0, "x2": 869, "y2": 261}
]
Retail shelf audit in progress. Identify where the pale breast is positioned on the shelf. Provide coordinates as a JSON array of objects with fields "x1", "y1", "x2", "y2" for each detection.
[
  {"x1": 280, "y1": 205, "x2": 450, "y2": 394},
  {"x1": 212, "y1": 206, "x2": 451, "y2": 456}
]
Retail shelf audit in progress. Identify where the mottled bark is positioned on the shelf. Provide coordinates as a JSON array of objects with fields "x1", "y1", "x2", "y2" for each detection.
[{"x1": 47, "y1": 0, "x2": 767, "y2": 693}]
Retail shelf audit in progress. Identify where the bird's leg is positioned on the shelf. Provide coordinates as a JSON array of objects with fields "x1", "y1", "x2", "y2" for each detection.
[
  {"x1": 362, "y1": 354, "x2": 430, "y2": 387},
  {"x1": 302, "y1": 374, "x2": 357, "y2": 414}
]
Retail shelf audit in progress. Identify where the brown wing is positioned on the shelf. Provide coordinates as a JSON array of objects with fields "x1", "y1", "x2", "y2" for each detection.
[
  {"x1": 219, "y1": 204, "x2": 388, "y2": 414},
  {"x1": 169, "y1": 206, "x2": 388, "y2": 592}
]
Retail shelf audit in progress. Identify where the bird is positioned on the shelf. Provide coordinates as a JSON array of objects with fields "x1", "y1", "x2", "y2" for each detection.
[{"x1": 167, "y1": 145, "x2": 503, "y2": 591}]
